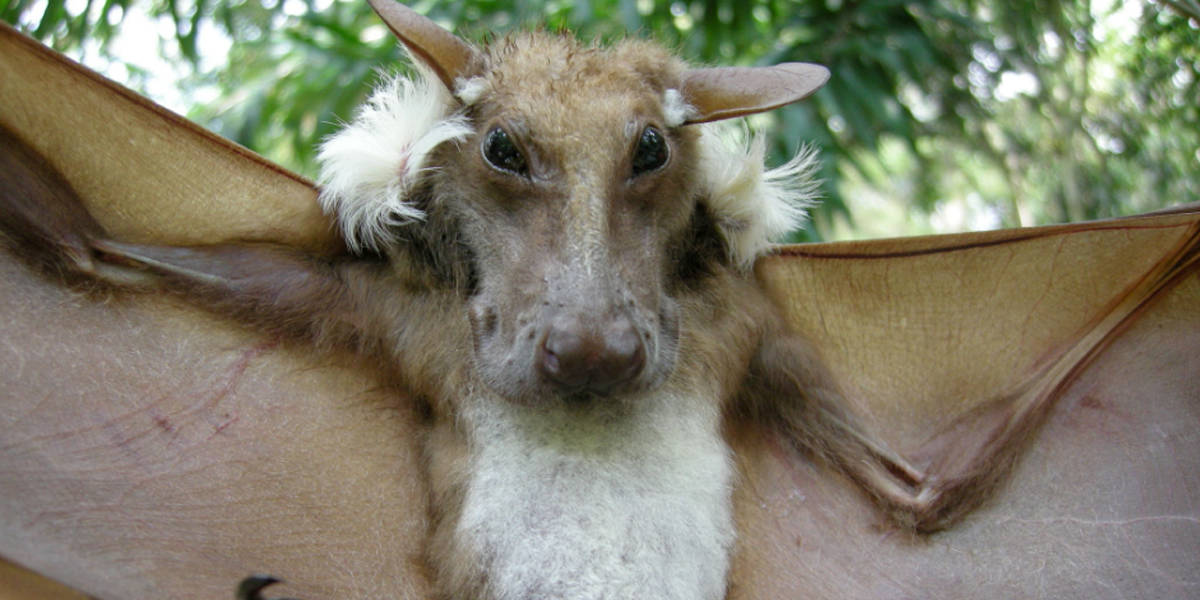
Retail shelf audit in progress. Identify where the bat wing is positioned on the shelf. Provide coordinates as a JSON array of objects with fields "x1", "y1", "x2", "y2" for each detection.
[
  {"x1": 759, "y1": 206, "x2": 1199, "y2": 460},
  {"x1": 0, "y1": 22, "x2": 335, "y2": 253},
  {"x1": 3, "y1": 21, "x2": 1198, "y2": 600},
  {"x1": 0, "y1": 23, "x2": 426, "y2": 599},
  {"x1": 732, "y1": 209, "x2": 1200, "y2": 596}
]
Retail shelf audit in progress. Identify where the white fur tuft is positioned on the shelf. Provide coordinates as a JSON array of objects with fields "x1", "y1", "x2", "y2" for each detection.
[
  {"x1": 317, "y1": 66, "x2": 472, "y2": 253},
  {"x1": 663, "y1": 88, "x2": 695, "y2": 127},
  {"x1": 697, "y1": 124, "x2": 821, "y2": 269},
  {"x1": 454, "y1": 76, "x2": 491, "y2": 105}
]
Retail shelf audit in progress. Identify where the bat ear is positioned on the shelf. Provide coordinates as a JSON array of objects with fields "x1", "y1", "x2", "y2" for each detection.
[
  {"x1": 680, "y1": 63, "x2": 830, "y2": 124},
  {"x1": 367, "y1": 0, "x2": 479, "y2": 91}
]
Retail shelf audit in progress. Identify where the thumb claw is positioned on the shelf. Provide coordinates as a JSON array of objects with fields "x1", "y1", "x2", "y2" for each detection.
[{"x1": 237, "y1": 575, "x2": 301, "y2": 600}]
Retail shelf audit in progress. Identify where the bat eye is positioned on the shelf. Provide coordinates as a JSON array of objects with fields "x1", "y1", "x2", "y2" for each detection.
[
  {"x1": 632, "y1": 126, "x2": 668, "y2": 176},
  {"x1": 482, "y1": 127, "x2": 528, "y2": 176}
]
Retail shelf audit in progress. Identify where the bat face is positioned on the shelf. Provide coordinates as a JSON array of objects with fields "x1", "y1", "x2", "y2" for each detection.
[
  {"x1": 423, "y1": 36, "x2": 709, "y2": 406},
  {"x1": 319, "y1": 2, "x2": 828, "y2": 412}
]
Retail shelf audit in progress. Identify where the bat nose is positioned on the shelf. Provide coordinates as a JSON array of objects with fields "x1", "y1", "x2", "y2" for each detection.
[{"x1": 538, "y1": 312, "x2": 646, "y2": 395}]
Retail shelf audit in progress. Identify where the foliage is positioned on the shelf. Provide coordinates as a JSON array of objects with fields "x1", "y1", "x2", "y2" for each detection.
[{"x1": 2, "y1": 0, "x2": 1196, "y2": 240}]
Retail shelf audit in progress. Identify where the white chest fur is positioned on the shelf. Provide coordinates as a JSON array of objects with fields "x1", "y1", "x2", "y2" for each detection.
[{"x1": 457, "y1": 390, "x2": 735, "y2": 600}]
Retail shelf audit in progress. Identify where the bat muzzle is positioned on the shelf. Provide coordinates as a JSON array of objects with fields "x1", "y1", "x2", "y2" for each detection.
[{"x1": 537, "y1": 310, "x2": 647, "y2": 396}]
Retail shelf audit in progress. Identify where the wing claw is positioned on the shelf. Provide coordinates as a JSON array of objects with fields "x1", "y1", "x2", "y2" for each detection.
[{"x1": 236, "y1": 575, "x2": 301, "y2": 600}]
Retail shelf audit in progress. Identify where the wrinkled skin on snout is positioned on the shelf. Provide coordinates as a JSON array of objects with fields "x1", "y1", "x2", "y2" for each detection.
[{"x1": 427, "y1": 60, "x2": 703, "y2": 405}]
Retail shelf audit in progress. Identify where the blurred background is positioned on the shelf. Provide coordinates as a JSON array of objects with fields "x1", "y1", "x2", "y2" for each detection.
[{"x1": 2, "y1": 0, "x2": 1197, "y2": 240}]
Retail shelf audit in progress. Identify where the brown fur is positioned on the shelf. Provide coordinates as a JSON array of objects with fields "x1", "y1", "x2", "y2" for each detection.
[{"x1": 0, "y1": 13, "x2": 1017, "y2": 599}]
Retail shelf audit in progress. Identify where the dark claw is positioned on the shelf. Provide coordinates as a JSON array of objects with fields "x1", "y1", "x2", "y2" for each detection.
[{"x1": 237, "y1": 575, "x2": 301, "y2": 600}]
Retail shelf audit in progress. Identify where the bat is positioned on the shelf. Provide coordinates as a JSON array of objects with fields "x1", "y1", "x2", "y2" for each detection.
[{"x1": 1, "y1": 4, "x2": 1197, "y2": 599}]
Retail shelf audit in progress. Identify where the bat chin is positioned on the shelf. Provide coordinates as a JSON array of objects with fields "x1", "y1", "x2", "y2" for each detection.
[
  {"x1": 488, "y1": 381, "x2": 655, "y2": 412},
  {"x1": 544, "y1": 386, "x2": 620, "y2": 408},
  {"x1": 473, "y1": 352, "x2": 678, "y2": 409},
  {"x1": 540, "y1": 364, "x2": 671, "y2": 405}
]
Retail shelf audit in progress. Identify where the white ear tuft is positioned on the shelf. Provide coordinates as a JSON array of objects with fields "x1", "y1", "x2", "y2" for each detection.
[
  {"x1": 663, "y1": 89, "x2": 696, "y2": 128},
  {"x1": 454, "y1": 76, "x2": 490, "y2": 105},
  {"x1": 697, "y1": 124, "x2": 821, "y2": 270},
  {"x1": 317, "y1": 64, "x2": 472, "y2": 253}
]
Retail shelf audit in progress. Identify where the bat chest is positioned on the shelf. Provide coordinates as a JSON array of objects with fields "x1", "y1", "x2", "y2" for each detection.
[{"x1": 453, "y1": 389, "x2": 735, "y2": 600}]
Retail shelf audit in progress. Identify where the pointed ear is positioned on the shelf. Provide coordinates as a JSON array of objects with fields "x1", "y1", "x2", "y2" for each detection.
[
  {"x1": 367, "y1": 0, "x2": 479, "y2": 91},
  {"x1": 680, "y1": 63, "x2": 830, "y2": 124}
]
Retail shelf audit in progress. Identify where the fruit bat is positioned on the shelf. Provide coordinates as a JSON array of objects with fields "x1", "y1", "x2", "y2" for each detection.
[{"x1": 2, "y1": 5, "x2": 1200, "y2": 600}]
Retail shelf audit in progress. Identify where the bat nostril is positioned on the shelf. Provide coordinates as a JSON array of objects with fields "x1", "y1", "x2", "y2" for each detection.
[
  {"x1": 606, "y1": 318, "x2": 646, "y2": 382},
  {"x1": 538, "y1": 324, "x2": 585, "y2": 384},
  {"x1": 540, "y1": 340, "x2": 561, "y2": 373}
]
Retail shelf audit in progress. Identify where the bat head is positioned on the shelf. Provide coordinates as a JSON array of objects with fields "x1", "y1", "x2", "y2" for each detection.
[{"x1": 318, "y1": 0, "x2": 827, "y2": 405}]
